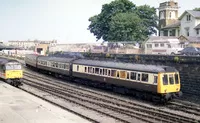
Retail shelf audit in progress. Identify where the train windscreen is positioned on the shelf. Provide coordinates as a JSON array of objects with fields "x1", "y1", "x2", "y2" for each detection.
[{"x1": 5, "y1": 62, "x2": 22, "y2": 70}]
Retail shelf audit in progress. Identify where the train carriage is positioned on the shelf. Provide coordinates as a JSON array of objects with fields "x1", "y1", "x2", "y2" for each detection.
[
  {"x1": 37, "y1": 56, "x2": 76, "y2": 77},
  {"x1": 72, "y1": 59, "x2": 182, "y2": 101},
  {"x1": 0, "y1": 58, "x2": 23, "y2": 87}
]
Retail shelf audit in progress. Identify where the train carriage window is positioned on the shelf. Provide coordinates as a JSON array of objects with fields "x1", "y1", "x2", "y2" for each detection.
[
  {"x1": 77, "y1": 65, "x2": 79, "y2": 71},
  {"x1": 111, "y1": 70, "x2": 117, "y2": 77},
  {"x1": 142, "y1": 74, "x2": 149, "y2": 82},
  {"x1": 130, "y1": 72, "x2": 136, "y2": 80},
  {"x1": 65, "y1": 64, "x2": 69, "y2": 69},
  {"x1": 95, "y1": 68, "x2": 99, "y2": 74},
  {"x1": 137, "y1": 73, "x2": 141, "y2": 81},
  {"x1": 175, "y1": 74, "x2": 179, "y2": 84},
  {"x1": 127, "y1": 72, "x2": 130, "y2": 79},
  {"x1": 163, "y1": 75, "x2": 168, "y2": 85},
  {"x1": 88, "y1": 67, "x2": 93, "y2": 73},
  {"x1": 108, "y1": 70, "x2": 111, "y2": 76},
  {"x1": 169, "y1": 74, "x2": 174, "y2": 85},
  {"x1": 85, "y1": 67, "x2": 87, "y2": 72},
  {"x1": 120, "y1": 71, "x2": 126, "y2": 79}
]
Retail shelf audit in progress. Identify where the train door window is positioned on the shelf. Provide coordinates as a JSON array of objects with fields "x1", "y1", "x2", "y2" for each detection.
[
  {"x1": 130, "y1": 72, "x2": 136, "y2": 80},
  {"x1": 93, "y1": 68, "x2": 95, "y2": 73},
  {"x1": 95, "y1": 68, "x2": 99, "y2": 74},
  {"x1": 141, "y1": 73, "x2": 149, "y2": 82},
  {"x1": 154, "y1": 76, "x2": 158, "y2": 84},
  {"x1": 84, "y1": 67, "x2": 87, "y2": 73},
  {"x1": 51, "y1": 62, "x2": 54, "y2": 67},
  {"x1": 61, "y1": 64, "x2": 63, "y2": 68},
  {"x1": 104, "y1": 69, "x2": 107, "y2": 76},
  {"x1": 169, "y1": 74, "x2": 174, "y2": 85},
  {"x1": 127, "y1": 72, "x2": 130, "y2": 79},
  {"x1": 100, "y1": 69, "x2": 103, "y2": 75},
  {"x1": 120, "y1": 71, "x2": 126, "y2": 79},
  {"x1": 44, "y1": 61, "x2": 47, "y2": 66},
  {"x1": 137, "y1": 73, "x2": 141, "y2": 81},
  {"x1": 108, "y1": 70, "x2": 111, "y2": 76},
  {"x1": 163, "y1": 74, "x2": 168, "y2": 85},
  {"x1": 175, "y1": 74, "x2": 179, "y2": 84},
  {"x1": 111, "y1": 70, "x2": 117, "y2": 77},
  {"x1": 117, "y1": 71, "x2": 120, "y2": 78},
  {"x1": 55, "y1": 63, "x2": 57, "y2": 67},
  {"x1": 77, "y1": 65, "x2": 79, "y2": 71}
]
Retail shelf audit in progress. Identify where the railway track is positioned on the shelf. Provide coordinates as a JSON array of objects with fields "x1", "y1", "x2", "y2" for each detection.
[
  {"x1": 166, "y1": 100, "x2": 200, "y2": 116},
  {"x1": 21, "y1": 70, "x2": 200, "y2": 123}
]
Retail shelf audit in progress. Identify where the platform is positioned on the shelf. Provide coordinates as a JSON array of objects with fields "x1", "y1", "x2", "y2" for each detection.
[{"x1": 0, "y1": 81, "x2": 90, "y2": 123}]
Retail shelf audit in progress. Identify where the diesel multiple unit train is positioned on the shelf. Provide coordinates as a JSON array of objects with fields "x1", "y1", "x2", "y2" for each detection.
[
  {"x1": 25, "y1": 54, "x2": 182, "y2": 102},
  {"x1": 0, "y1": 57, "x2": 23, "y2": 87}
]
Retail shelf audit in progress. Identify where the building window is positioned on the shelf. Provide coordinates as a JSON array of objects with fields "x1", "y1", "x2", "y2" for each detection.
[
  {"x1": 185, "y1": 29, "x2": 190, "y2": 36},
  {"x1": 155, "y1": 44, "x2": 159, "y2": 47},
  {"x1": 169, "y1": 12, "x2": 172, "y2": 19},
  {"x1": 187, "y1": 31, "x2": 189, "y2": 36},
  {"x1": 186, "y1": 15, "x2": 191, "y2": 21},
  {"x1": 160, "y1": 11, "x2": 164, "y2": 19},
  {"x1": 169, "y1": 30, "x2": 172, "y2": 36},
  {"x1": 197, "y1": 29, "x2": 199, "y2": 35},
  {"x1": 146, "y1": 44, "x2": 152, "y2": 48},
  {"x1": 160, "y1": 43, "x2": 164, "y2": 47}
]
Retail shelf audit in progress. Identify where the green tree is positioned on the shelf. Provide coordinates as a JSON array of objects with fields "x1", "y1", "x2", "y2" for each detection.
[
  {"x1": 108, "y1": 12, "x2": 143, "y2": 41},
  {"x1": 88, "y1": 0, "x2": 136, "y2": 41},
  {"x1": 136, "y1": 5, "x2": 158, "y2": 38},
  {"x1": 193, "y1": 8, "x2": 200, "y2": 11},
  {"x1": 88, "y1": 0, "x2": 158, "y2": 42}
]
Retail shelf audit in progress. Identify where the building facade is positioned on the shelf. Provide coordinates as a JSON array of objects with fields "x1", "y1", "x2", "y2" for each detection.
[
  {"x1": 179, "y1": 11, "x2": 200, "y2": 37},
  {"x1": 158, "y1": 0, "x2": 179, "y2": 35}
]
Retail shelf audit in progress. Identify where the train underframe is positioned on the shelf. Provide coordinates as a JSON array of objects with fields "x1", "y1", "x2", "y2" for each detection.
[{"x1": 6, "y1": 78, "x2": 23, "y2": 87}]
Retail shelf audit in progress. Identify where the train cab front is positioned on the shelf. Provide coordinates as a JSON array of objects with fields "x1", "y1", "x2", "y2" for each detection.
[
  {"x1": 5, "y1": 62, "x2": 23, "y2": 87},
  {"x1": 157, "y1": 72, "x2": 182, "y2": 101}
]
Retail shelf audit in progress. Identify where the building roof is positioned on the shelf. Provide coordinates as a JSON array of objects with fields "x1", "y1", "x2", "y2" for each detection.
[
  {"x1": 179, "y1": 10, "x2": 200, "y2": 20},
  {"x1": 178, "y1": 36, "x2": 200, "y2": 43},
  {"x1": 162, "y1": 21, "x2": 180, "y2": 29},
  {"x1": 194, "y1": 24, "x2": 200, "y2": 29}
]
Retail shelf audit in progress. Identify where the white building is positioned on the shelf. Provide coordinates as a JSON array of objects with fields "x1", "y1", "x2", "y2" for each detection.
[
  {"x1": 145, "y1": 36, "x2": 183, "y2": 55},
  {"x1": 179, "y1": 10, "x2": 200, "y2": 37}
]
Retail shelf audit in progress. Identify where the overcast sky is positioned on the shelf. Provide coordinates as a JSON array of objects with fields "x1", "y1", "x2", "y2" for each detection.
[{"x1": 0, "y1": 0, "x2": 199, "y2": 44}]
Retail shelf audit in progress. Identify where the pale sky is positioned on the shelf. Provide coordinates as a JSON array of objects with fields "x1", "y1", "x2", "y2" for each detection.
[{"x1": 0, "y1": 0, "x2": 199, "y2": 44}]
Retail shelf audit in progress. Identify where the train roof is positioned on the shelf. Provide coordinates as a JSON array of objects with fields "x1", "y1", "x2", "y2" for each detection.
[
  {"x1": 25, "y1": 54, "x2": 41, "y2": 59},
  {"x1": 73, "y1": 59, "x2": 178, "y2": 73},
  {"x1": 0, "y1": 57, "x2": 19, "y2": 64},
  {"x1": 38, "y1": 56, "x2": 76, "y2": 63}
]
